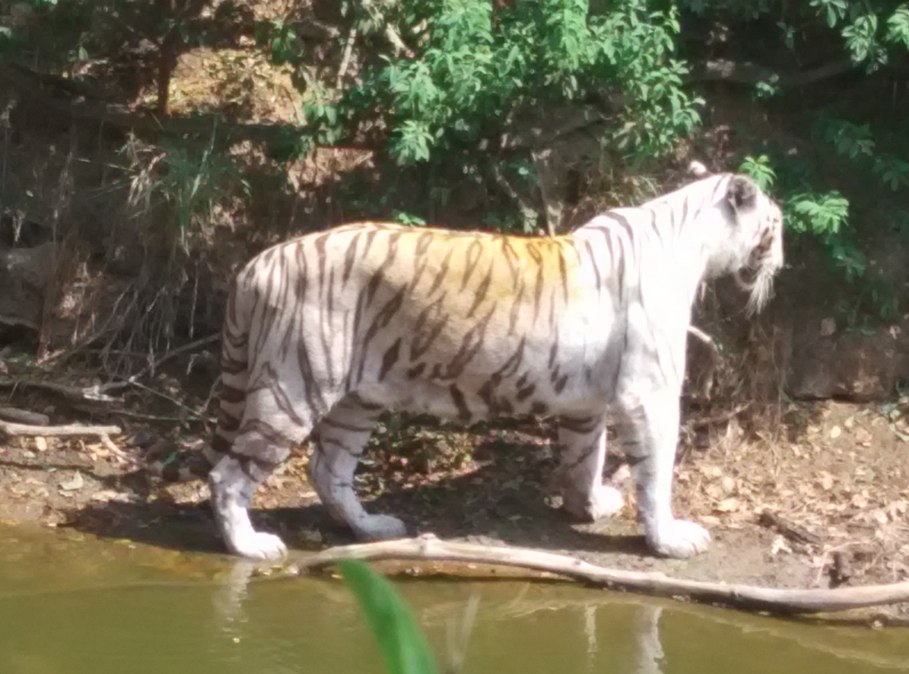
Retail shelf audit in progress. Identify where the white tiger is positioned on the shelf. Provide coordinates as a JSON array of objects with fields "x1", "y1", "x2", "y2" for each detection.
[{"x1": 153, "y1": 170, "x2": 783, "y2": 560}]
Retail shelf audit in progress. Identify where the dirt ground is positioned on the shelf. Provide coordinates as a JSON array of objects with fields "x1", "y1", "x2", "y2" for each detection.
[{"x1": 1, "y1": 370, "x2": 907, "y2": 621}]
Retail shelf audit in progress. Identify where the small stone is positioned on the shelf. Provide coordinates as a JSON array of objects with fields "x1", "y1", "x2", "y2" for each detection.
[
  {"x1": 720, "y1": 476, "x2": 736, "y2": 495},
  {"x1": 58, "y1": 471, "x2": 84, "y2": 491}
]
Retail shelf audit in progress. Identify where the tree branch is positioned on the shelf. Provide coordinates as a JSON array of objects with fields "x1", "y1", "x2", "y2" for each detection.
[
  {"x1": 0, "y1": 419, "x2": 121, "y2": 437},
  {"x1": 690, "y1": 58, "x2": 856, "y2": 89},
  {"x1": 296, "y1": 534, "x2": 909, "y2": 615}
]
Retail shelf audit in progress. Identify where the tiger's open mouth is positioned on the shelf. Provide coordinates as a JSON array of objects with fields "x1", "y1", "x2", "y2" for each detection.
[
  {"x1": 736, "y1": 264, "x2": 775, "y2": 316},
  {"x1": 734, "y1": 256, "x2": 776, "y2": 316},
  {"x1": 735, "y1": 265, "x2": 760, "y2": 289}
]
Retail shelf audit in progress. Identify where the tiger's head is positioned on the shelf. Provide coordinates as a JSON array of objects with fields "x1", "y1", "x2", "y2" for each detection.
[
  {"x1": 726, "y1": 174, "x2": 784, "y2": 314},
  {"x1": 698, "y1": 169, "x2": 783, "y2": 315}
]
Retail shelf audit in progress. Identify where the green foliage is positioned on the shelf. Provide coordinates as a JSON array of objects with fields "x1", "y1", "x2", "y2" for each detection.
[
  {"x1": 887, "y1": 5, "x2": 909, "y2": 47},
  {"x1": 256, "y1": 18, "x2": 299, "y2": 64},
  {"x1": 810, "y1": 0, "x2": 849, "y2": 29},
  {"x1": 787, "y1": 191, "x2": 850, "y2": 239},
  {"x1": 815, "y1": 118, "x2": 875, "y2": 159},
  {"x1": 809, "y1": 1, "x2": 907, "y2": 70},
  {"x1": 125, "y1": 128, "x2": 245, "y2": 246},
  {"x1": 751, "y1": 74, "x2": 781, "y2": 100},
  {"x1": 304, "y1": 0, "x2": 701, "y2": 169},
  {"x1": 707, "y1": 0, "x2": 909, "y2": 323},
  {"x1": 391, "y1": 210, "x2": 427, "y2": 227},
  {"x1": 872, "y1": 155, "x2": 909, "y2": 191},
  {"x1": 739, "y1": 155, "x2": 776, "y2": 191},
  {"x1": 340, "y1": 560, "x2": 439, "y2": 674}
]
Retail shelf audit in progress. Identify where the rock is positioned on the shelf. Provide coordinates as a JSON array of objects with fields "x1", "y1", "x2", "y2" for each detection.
[
  {"x1": 786, "y1": 316, "x2": 909, "y2": 402},
  {"x1": 0, "y1": 242, "x2": 56, "y2": 332}
]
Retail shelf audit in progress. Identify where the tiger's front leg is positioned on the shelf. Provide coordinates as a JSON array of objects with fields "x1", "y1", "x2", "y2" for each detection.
[
  {"x1": 556, "y1": 415, "x2": 625, "y2": 521},
  {"x1": 616, "y1": 388, "x2": 711, "y2": 558}
]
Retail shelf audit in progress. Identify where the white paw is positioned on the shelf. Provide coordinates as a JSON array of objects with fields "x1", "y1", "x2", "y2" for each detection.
[
  {"x1": 563, "y1": 484, "x2": 625, "y2": 522},
  {"x1": 648, "y1": 519, "x2": 711, "y2": 559},
  {"x1": 227, "y1": 531, "x2": 288, "y2": 561},
  {"x1": 353, "y1": 514, "x2": 408, "y2": 541}
]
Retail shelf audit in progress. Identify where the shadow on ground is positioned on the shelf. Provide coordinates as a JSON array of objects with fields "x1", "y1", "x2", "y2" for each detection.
[{"x1": 62, "y1": 430, "x2": 651, "y2": 559}]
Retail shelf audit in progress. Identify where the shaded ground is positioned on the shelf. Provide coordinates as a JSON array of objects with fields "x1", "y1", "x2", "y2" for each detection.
[{"x1": 1, "y1": 370, "x2": 907, "y2": 620}]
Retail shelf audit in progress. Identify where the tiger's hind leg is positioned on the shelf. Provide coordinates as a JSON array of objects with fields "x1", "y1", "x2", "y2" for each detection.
[
  {"x1": 307, "y1": 393, "x2": 407, "y2": 541},
  {"x1": 208, "y1": 389, "x2": 307, "y2": 560},
  {"x1": 209, "y1": 443, "x2": 290, "y2": 560},
  {"x1": 555, "y1": 414, "x2": 624, "y2": 521},
  {"x1": 615, "y1": 388, "x2": 711, "y2": 559}
]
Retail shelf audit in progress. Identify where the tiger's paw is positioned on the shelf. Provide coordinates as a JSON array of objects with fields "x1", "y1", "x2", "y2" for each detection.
[
  {"x1": 227, "y1": 531, "x2": 288, "y2": 561},
  {"x1": 563, "y1": 484, "x2": 625, "y2": 522},
  {"x1": 354, "y1": 514, "x2": 408, "y2": 541},
  {"x1": 648, "y1": 519, "x2": 711, "y2": 559}
]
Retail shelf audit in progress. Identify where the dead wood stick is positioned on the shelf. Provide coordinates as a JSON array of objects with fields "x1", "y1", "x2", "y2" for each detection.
[
  {"x1": 0, "y1": 406, "x2": 50, "y2": 425},
  {"x1": 0, "y1": 376, "x2": 120, "y2": 403},
  {"x1": 0, "y1": 419, "x2": 121, "y2": 438},
  {"x1": 758, "y1": 510, "x2": 823, "y2": 546},
  {"x1": 687, "y1": 324, "x2": 720, "y2": 357},
  {"x1": 98, "y1": 433, "x2": 135, "y2": 464},
  {"x1": 335, "y1": 27, "x2": 358, "y2": 90},
  {"x1": 296, "y1": 534, "x2": 909, "y2": 615},
  {"x1": 692, "y1": 402, "x2": 752, "y2": 427}
]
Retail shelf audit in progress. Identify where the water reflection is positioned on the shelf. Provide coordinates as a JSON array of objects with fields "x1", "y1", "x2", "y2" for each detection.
[
  {"x1": 209, "y1": 556, "x2": 674, "y2": 673},
  {"x1": 204, "y1": 553, "x2": 909, "y2": 674},
  {"x1": 633, "y1": 604, "x2": 665, "y2": 674},
  {"x1": 1, "y1": 527, "x2": 907, "y2": 674}
]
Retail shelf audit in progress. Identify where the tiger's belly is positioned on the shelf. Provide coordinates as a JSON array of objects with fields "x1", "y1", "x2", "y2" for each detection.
[{"x1": 358, "y1": 367, "x2": 606, "y2": 423}]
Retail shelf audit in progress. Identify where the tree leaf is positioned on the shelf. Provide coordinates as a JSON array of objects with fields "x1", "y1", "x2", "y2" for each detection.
[{"x1": 340, "y1": 560, "x2": 439, "y2": 674}]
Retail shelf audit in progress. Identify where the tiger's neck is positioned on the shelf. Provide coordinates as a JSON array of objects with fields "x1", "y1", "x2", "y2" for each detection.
[{"x1": 569, "y1": 209, "x2": 713, "y2": 312}]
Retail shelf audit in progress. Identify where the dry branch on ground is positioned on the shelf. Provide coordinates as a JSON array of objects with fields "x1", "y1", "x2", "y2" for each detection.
[
  {"x1": 296, "y1": 534, "x2": 909, "y2": 616},
  {"x1": 0, "y1": 419, "x2": 121, "y2": 438}
]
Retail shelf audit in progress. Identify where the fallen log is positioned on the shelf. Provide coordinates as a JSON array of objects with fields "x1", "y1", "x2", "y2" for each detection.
[
  {"x1": 0, "y1": 419, "x2": 121, "y2": 438},
  {"x1": 0, "y1": 405, "x2": 50, "y2": 425},
  {"x1": 296, "y1": 534, "x2": 909, "y2": 616}
]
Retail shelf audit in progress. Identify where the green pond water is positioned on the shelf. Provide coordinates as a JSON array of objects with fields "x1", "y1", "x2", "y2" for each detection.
[{"x1": 0, "y1": 525, "x2": 906, "y2": 674}]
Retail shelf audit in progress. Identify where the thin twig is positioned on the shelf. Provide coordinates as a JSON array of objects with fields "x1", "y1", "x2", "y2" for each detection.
[
  {"x1": 384, "y1": 24, "x2": 413, "y2": 57},
  {"x1": 687, "y1": 324, "x2": 722, "y2": 362},
  {"x1": 106, "y1": 408, "x2": 189, "y2": 422},
  {"x1": 489, "y1": 163, "x2": 538, "y2": 234},
  {"x1": 123, "y1": 379, "x2": 214, "y2": 422},
  {"x1": 692, "y1": 402, "x2": 751, "y2": 427},
  {"x1": 335, "y1": 27, "x2": 358, "y2": 90},
  {"x1": 0, "y1": 376, "x2": 121, "y2": 403},
  {"x1": 296, "y1": 534, "x2": 909, "y2": 615},
  {"x1": 532, "y1": 148, "x2": 559, "y2": 237},
  {"x1": 141, "y1": 333, "x2": 219, "y2": 378},
  {"x1": 99, "y1": 333, "x2": 219, "y2": 393},
  {"x1": 758, "y1": 510, "x2": 824, "y2": 546},
  {"x1": 99, "y1": 433, "x2": 136, "y2": 465}
]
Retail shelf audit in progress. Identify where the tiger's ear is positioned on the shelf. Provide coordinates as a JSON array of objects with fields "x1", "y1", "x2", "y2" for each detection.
[{"x1": 727, "y1": 175, "x2": 758, "y2": 212}]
